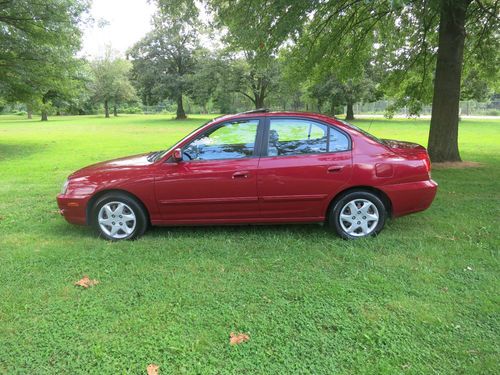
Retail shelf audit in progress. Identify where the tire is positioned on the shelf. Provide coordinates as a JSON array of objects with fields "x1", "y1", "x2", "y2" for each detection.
[
  {"x1": 91, "y1": 192, "x2": 148, "y2": 241},
  {"x1": 328, "y1": 191, "x2": 387, "y2": 239}
]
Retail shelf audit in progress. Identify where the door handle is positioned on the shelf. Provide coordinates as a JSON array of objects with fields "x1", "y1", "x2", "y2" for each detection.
[
  {"x1": 327, "y1": 165, "x2": 344, "y2": 173},
  {"x1": 232, "y1": 171, "x2": 249, "y2": 179}
]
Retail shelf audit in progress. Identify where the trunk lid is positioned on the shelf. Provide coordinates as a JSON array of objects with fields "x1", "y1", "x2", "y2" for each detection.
[{"x1": 382, "y1": 139, "x2": 431, "y2": 172}]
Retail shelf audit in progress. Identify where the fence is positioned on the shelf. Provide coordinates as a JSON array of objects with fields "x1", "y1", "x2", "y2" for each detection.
[{"x1": 354, "y1": 100, "x2": 500, "y2": 116}]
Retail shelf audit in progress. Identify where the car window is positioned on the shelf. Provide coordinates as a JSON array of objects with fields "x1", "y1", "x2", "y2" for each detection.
[
  {"x1": 329, "y1": 127, "x2": 350, "y2": 152},
  {"x1": 183, "y1": 119, "x2": 259, "y2": 161},
  {"x1": 268, "y1": 119, "x2": 349, "y2": 156}
]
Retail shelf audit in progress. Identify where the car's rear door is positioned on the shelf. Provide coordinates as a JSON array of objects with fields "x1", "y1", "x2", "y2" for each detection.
[
  {"x1": 257, "y1": 117, "x2": 352, "y2": 221},
  {"x1": 155, "y1": 118, "x2": 264, "y2": 223}
]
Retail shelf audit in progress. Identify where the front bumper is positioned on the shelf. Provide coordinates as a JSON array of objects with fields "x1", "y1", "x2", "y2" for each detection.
[
  {"x1": 56, "y1": 194, "x2": 89, "y2": 225},
  {"x1": 381, "y1": 179, "x2": 438, "y2": 217}
]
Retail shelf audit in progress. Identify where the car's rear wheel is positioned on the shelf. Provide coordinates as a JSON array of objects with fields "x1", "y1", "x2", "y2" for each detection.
[
  {"x1": 92, "y1": 193, "x2": 147, "y2": 240},
  {"x1": 328, "y1": 191, "x2": 387, "y2": 239}
]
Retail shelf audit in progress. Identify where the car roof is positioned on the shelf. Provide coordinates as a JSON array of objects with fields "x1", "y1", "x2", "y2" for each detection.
[{"x1": 213, "y1": 110, "x2": 342, "y2": 126}]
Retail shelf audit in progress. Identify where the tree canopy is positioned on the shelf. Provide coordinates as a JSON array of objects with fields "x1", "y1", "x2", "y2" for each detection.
[
  {"x1": 0, "y1": 0, "x2": 90, "y2": 120},
  {"x1": 1, "y1": 0, "x2": 499, "y2": 162},
  {"x1": 129, "y1": 14, "x2": 199, "y2": 119},
  {"x1": 90, "y1": 48, "x2": 137, "y2": 118},
  {"x1": 204, "y1": 0, "x2": 500, "y2": 161}
]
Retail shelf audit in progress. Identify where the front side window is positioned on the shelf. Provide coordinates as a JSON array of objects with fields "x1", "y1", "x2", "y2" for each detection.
[
  {"x1": 183, "y1": 119, "x2": 259, "y2": 161},
  {"x1": 267, "y1": 119, "x2": 349, "y2": 156}
]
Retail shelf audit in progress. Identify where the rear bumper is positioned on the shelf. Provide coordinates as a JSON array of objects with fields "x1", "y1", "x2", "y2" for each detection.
[
  {"x1": 56, "y1": 194, "x2": 88, "y2": 225},
  {"x1": 380, "y1": 179, "x2": 438, "y2": 217}
]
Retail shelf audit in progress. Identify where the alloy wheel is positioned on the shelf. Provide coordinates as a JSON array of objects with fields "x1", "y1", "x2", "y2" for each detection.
[
  {"x1": 339, "y1": 199, "x2": 379, "y2": 237},
  {"x1": 98, "y1": 201, "x2": 136, "y2": 239}
]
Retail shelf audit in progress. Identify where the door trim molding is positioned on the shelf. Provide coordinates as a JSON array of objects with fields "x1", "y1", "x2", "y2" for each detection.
[
  {"x1": 159, "y1": 196, "x2": 259, "y2": 205},
  {"x1": 260, "y1": 194, "x2": 328, "y2": 202}
]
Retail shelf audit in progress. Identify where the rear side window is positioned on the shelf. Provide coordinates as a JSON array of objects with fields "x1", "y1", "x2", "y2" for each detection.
[
  {"x1": 267, "y1": 119, "x2": 349, "y2": 156},
  {"x1": 329, "y1": 127, "x2": 350, "y2": 152}
]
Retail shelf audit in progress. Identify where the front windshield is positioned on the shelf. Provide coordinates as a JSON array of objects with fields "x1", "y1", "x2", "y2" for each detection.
[
  {"x1": 336, "y1": 119, "x2": 385, "y2": 144},
  {"x1": 149, "y1": 119, "x2": 217, "y2": 162}
]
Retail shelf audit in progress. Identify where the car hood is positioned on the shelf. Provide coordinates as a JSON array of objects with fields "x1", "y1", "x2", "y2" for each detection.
[{"x1": 70, "y1": 153, "x2": 153, "y2": 178}]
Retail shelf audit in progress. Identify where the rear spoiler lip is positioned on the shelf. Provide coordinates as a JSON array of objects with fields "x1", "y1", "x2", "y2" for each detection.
[{"x1": 380, "y1": 138, "x2": 426, "y2": 151}]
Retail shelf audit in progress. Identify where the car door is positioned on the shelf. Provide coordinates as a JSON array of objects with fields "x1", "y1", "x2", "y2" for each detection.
[
  {"x1": 155, "y1": 118, "x2": 263, "y2": 223},
  {"x1": 257, "y1": 117, "x2": 352, "y2": 220}
]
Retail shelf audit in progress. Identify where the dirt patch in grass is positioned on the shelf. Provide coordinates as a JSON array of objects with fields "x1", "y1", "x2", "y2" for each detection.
[{"x1": 432, "y1": 161, "x2": 483, "y2": 169}]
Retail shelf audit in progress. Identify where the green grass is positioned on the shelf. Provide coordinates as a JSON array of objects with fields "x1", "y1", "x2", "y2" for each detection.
[{"x1": 0, "y1": 114, "x2": 499, "y2": 374}]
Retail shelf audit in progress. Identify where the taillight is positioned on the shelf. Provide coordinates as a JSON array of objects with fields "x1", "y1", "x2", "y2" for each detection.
[
  {"x1": 423, "y1": 155, "x2": 431, "y2": 172},
  {"x1": 421, "y1": 153, "x2": 431, "y2": 178}
]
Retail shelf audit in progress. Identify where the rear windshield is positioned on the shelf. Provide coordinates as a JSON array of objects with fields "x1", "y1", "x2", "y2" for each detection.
[{"x1": 337, "y1": 119, "x2": 385, "y2": 145}]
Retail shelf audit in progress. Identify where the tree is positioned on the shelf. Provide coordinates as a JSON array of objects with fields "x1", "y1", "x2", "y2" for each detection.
[
  {"x1": 0, "y1": 0, "x2": 90, "y2": 120},
  {"x1": 206, "y1": 0, "x2": 500, "y2": 162},
  {"x1": 129, "y1": 14, "x2": 199, "y2": 119},
  {"x1": 90, "y1": 48, "x2": 136, "y2": 118},
  {"x1": 226, "y1": 53, "x2": 280, "y2": 109},
  {"x1": 307, "y1": 75, "x2": 380, "y2": 119},
  {"x1": 187, "y1": 49, "x2": 221, "y2": 112}
]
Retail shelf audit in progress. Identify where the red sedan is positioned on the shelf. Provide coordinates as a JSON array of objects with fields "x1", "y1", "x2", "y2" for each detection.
[{"x1": 57, "y1": 110, "x2": 437, "y2": 240}]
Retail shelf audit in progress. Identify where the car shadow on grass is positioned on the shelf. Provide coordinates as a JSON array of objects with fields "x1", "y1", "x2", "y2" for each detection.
[
  {"x1": 52, "y1": 221, "x2": 332, "y2": 241},
  {"x1": 146, "y1": 222, "x2": 330, "y2": 238},
  {"x1": 52, "y1": 218, "x2": 392, "y2": 245}
]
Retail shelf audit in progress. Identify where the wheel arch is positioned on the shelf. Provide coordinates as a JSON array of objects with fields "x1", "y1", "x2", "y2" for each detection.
[
  {"x1": 86, "y1": 189, "x2": 151, "y2": 225},
  {"x1": 325, "y1": 186, "x2": 392, "y2": 221}
]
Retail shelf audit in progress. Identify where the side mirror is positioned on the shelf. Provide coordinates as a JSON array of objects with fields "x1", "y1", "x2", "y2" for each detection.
[{"x1": 172, "y1": 148, "x2": 183, "y2": 162}]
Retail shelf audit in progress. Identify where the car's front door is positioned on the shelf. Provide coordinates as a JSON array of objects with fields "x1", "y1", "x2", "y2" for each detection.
[
  {"x1": 155, "y1": 118, "x2": 262, "y2": 223},
  {"x1": 257, "y1": 117, "x2": 352, "y2": 221}
]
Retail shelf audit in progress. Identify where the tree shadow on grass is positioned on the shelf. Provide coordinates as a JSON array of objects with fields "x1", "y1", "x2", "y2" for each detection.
[{"x1": 0, "y1": 143, "x2": 47, "y2": 161}]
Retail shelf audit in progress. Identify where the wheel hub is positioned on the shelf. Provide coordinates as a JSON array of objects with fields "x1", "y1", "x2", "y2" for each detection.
[
  {"x1": 339, "y1": 199, "x2": 379, "y2": 237},
  {"x1": 98, "y1": 201, "x2": 136, "y2": 239}
]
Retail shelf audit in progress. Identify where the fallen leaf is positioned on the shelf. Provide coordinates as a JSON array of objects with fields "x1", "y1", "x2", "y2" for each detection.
[
  {"x1": 229, "y1": 332, "x2": 250, "y2": 345},
  {"x1": 442, "y1": 287, "x2": 449, "y2": 293},
  {"x1": 74, "y1": 275, "x2": 99, "y2": 288},
  {"x1": 147, "y1": 364, "x2": 159, "y2": 375}
]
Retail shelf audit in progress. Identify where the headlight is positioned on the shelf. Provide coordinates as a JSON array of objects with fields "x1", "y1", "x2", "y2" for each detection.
[{"x1": 61, "y1": 179, "x2": 69, "y2": 195}]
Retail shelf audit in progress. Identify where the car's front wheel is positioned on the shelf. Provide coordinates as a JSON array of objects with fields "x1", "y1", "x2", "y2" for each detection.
[
  {"x1": 328, "y1": 191, "x2": 387, "y2": 239},
  {"x1": 92, "y1": 193, "x2": 147, "y2": 240}
]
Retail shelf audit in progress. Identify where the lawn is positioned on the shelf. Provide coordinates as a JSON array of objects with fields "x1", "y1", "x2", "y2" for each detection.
[{"x1": 0, "y1": 114, "x2": 498, "y2": 374}]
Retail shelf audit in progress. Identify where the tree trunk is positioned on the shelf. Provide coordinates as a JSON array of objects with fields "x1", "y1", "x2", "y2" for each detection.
[
  {"x1": 254, "y1": 95, "x2": 265, "y2": 109},
  {"x1": 113, "y1": 105, "x2": 118, "y2": 117},
  {"x1": 345, "y1": 102, "x2": 355, "y2": 120},
  {"x1": 26, "y1": 103, "x2": 32, "y2": 119},
  {"x1": 176, "y1": 94, "x2": 186, "y2": 119},
  {"x1": 427, "y1": 0, "x2": 469, "y2": 162},
  {"x1": 41, "y1": 95, "x2": 48, "y2": 121},
  {"x1": 104, "y1": 99, "x2": 110, "y2": 118}
]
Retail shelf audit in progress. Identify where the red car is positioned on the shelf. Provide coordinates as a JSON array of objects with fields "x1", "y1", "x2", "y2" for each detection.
[{"x1": 57, "y1": 110, "x2": 437, "y2": 240}]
